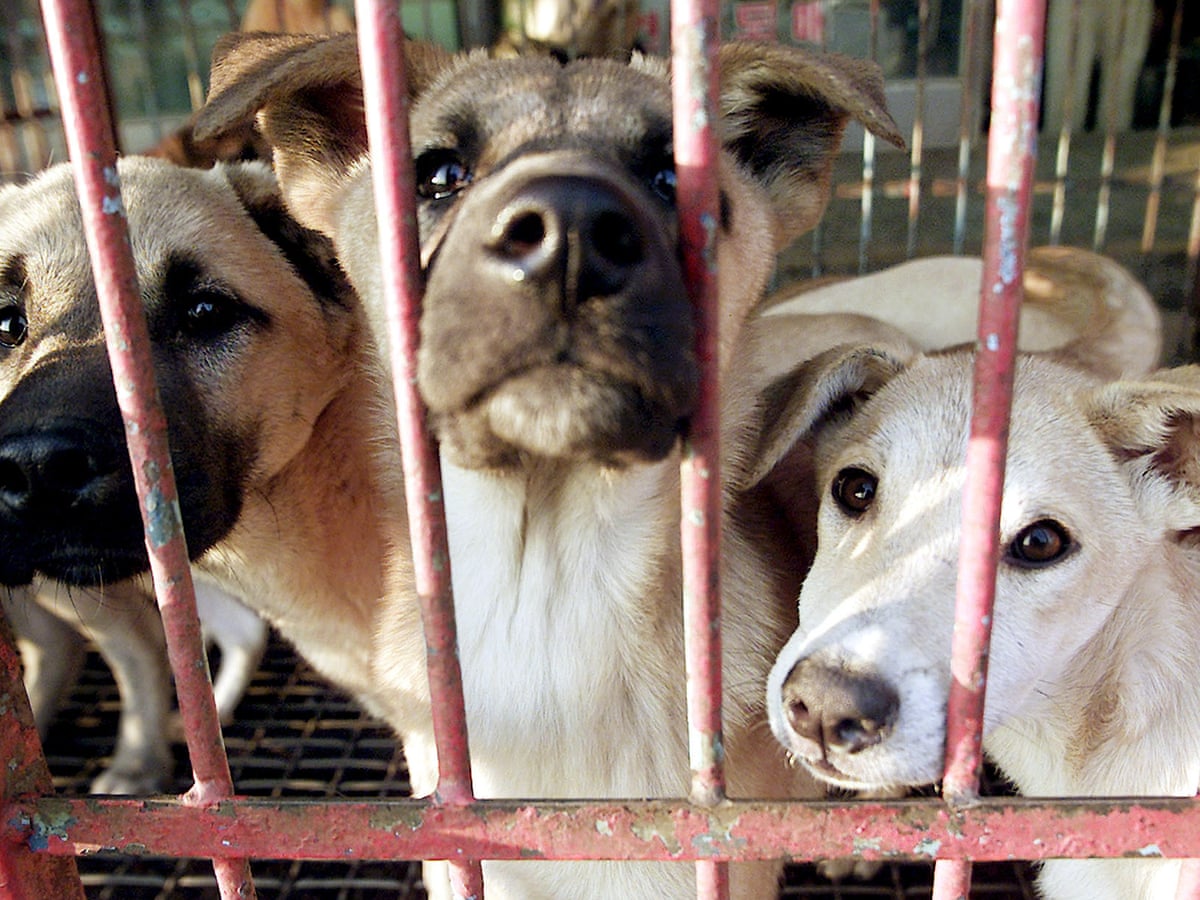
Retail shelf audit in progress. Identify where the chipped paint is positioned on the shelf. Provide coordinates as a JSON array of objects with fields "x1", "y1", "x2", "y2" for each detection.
[
  {"x1": 914, "y1": 837, "x2": 943, "y2": 857},
  {"x1": 27, "y1": 800, "x2": 77, "y2": 852}
]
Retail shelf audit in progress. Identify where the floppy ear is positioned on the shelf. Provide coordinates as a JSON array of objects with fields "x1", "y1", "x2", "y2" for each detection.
[
  {"x1": 1084, "y1": 366, "x2": 1200, "y2": 533},
  {"x1": 194, "y1": 32, "x2": 454, "y2": 236},
  {"x1": 216, "y1": 160, "x2": 357, "y2": 314},
  {"x1": 734, "y1": 343, "x2": 913, "y2": 493},
  {"x1": 718, "y1": 42, "x2": 905, "y2": 248}
]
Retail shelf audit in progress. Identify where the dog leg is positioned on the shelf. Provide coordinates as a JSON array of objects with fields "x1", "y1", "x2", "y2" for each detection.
[
  {"x1": 3, "y1": 588, "x2": 87, "y2": 737},
  {"x1": 195, "y1": 579, "x2": 267, "y2": 724}
]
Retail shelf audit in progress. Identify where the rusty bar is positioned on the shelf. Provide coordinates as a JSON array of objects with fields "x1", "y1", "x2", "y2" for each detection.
[
  {"x1": 353, "y1": 2, "x2": 484, "y2": 897},
  {"x1": 671, "y1": 0, "x2": 724, "y2": 813},
  {"x1": 16, "y1": 794, "x2": 1200, "y2": 862},
  {"x1": 671, "y1": 0, "x2": 726, "y2": 892},
  {"x1": 935, "y1": 0, "x2": 1044, "y2": 892},
  {"x1": 38, "y1": 2, "x2": 255, "y2": 898},
  {"x1": 941, "y1": 0, "x2": 1043, "y2": 807},
  {"x1": 0, "y1": 615, "x2": 85, "y2": 899},
  {"x1": 1141, "y1": 0, "x2": 1184, "y2": 253}
]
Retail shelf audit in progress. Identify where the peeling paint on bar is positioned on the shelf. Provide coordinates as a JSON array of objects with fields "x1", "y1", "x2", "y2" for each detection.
[{"x1": 14, "y1": 796, "x2": 1200, "y2": 863}]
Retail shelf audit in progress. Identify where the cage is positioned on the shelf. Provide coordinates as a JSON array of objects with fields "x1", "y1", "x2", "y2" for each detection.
[{"x1": 2, "y1": 1, "x2": 1200, "y2": 899}]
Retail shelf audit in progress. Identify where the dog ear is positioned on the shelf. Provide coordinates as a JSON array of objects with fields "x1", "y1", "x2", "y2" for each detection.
[
  {"x1": 216, "y1": 160, "x2": 357, "y2": 313},
  {"x1": 194, "y1": 32, "x2": 454, "y2": 236},
  {"x1": 735, "y1": 342, "x2": 912, "y2": 492},
  {"x1": 1084, "y1": 367, "x2": 1200, "y2": 532},
  {"x1": 718, "y1": 42, "x2": 905, "y2": 248}
]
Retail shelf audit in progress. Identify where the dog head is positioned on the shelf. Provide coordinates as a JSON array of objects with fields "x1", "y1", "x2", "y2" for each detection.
[
  {"x1": 0, "y1": 157, "x2": 359, "y2": 587},
  {"x1": 193, "y1": 33, "x2": 903, "y2": 470},
  {"x1": 758, "y1": 345, "x2": 1200, "y2": 790}
]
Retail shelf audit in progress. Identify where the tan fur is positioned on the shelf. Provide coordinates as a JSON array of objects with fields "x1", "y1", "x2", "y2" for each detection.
[
  {"x1": 0, "y1": 156, "x2": 407, "y2": 730},
  {"x1": 759, "y1": 262, "x2": 1200, "y2": 899},
  {"x1": 193, "y1": 33, "x2": 904, "y2": 900}
]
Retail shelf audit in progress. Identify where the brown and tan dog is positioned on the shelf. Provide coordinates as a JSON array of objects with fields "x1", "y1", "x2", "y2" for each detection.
[
  {"x1": 0, "y1": 156, "x2": 406, "y2": 730},
  {"x1": 195, "y1": 33, "x2": 904, "y2": 899}
]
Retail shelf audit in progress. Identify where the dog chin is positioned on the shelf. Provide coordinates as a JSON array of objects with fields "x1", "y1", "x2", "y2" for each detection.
[
  {"x1": 795, "y1": 750, "x2": 936, "y2": 793},
  {"x1": 435, "y1": 368, "x2": 687, "y2": 469},
  {"x1": 3, "y1": 548, "x2": 148, "y2": 589}
]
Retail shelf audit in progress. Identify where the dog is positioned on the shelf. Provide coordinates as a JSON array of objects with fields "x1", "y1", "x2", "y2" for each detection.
[
  {"x1": 4, "y1": 573, "x2": 266, "y2": 795},
  {"x1": 758, "y1": 252, "x2": 1194, "y2": 899},
  {"x1": 193, "y1": 31, "x2": 905, "y2": 899},
  {"x1": 0, "y1": 156, "x2": 411, "y2": 742}
]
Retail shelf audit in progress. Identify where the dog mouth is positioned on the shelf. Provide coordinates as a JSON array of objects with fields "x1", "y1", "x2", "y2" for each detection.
[
  {"x1": 434, "y1": 361, "x2": 690, "y2": 469},
  {"x1": 1, "y1": 543, "x2": 150, "y2": 589}
]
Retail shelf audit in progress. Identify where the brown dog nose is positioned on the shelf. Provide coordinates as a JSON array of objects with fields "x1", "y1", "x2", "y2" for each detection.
[
  {"x1": 782, "y1": 658, "x2": 899, "y2": 755},
  {"x1": 488, "y1": 176, "x2": 647, "y2": 308}
]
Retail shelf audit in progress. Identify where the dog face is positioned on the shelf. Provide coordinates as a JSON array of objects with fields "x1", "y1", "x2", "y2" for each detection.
[
  {"x1": 0, "y1": 157, "x2": 357, "y2": 586},
  {"x1": 763, "y1": 348, "x2": 1200, "y2": 791},
  {"x1": 193, "y1": 33, "x2": 904, "y2": 471}
]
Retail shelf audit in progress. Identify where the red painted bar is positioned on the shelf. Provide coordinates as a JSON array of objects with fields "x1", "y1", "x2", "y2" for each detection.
[
  {"x1": 354, "y1": 2, "x2": 483, "y2": 897},
  {"x1": 670, "y1": 0, "x2": 726, "y2": 893},
  {"x1": 0, "y1": 617, "x2": 85, "y2": 899},
  {"x1": 38, "y1": 1, "x2": 253, "y2": 898},
  {"x1": 934, "y1": 0, "x2": 1044, "y2": 896},
  {"x1": 15, "y1": 795, "x2": 1200, "y2": 863}
]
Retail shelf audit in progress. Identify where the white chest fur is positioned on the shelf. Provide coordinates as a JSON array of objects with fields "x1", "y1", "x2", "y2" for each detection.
[{"x1": 442, "y1": 459, "x2": 689, "y2": 799}]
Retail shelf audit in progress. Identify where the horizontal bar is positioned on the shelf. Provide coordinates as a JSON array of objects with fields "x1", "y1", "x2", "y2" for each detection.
[{"x1": 13, "y1": 796, "x2": 1200, "y2": 863}]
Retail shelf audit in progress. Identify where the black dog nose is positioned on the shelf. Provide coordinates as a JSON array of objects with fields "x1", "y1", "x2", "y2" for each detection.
[
  {"x1": 782, "y1": 657, "x2": 899, "y2": 755},
  {"x1": 489, "y1": 176, "x2": 647, "y2": 306},
  {"x1": 0, "y1": 431, "x2": 111, "y2": 514}
]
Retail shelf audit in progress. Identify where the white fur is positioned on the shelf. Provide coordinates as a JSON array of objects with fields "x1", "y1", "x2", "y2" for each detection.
[{"x1": 767, "y1": 350, "x2": 1200, "y2": 900}]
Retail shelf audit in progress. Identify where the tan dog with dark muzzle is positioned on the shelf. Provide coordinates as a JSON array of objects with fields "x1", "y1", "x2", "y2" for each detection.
[
  {"x1": 0, "y1": 157, "x2": 407, "y2": 728},
  {"x1": 194, "y1": 33, "x2": 904, "y2": 899}
]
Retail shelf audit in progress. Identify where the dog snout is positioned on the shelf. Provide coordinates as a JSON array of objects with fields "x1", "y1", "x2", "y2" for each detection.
[
  {"x1": 781, "y1": 657, "x2": 899, "y2": 755},
  {"x1": 489, "y1": 176, "x2": 648, "y2": 307},
  {"x1": 0, "y1": 430, "x2": 116, "y2": 514}
]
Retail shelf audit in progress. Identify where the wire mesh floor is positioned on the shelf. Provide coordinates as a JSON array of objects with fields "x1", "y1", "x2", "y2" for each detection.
[{"x1": 39, "y1": 633, "x2": 1040, "y2": 899}]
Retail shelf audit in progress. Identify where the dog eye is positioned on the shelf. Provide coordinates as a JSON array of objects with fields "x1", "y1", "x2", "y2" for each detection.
[
  {"x1": 1007, "y1": 519, "x2": 1073, "y2": 567},
  {"x1": 831, "y1": 467, "x2": 876, "y2": 516},
  {"x1": 180, "y1": 290, "x2": 246, "y2": 341},
  {"x1": 0, "y1": 305, "x2": 27, "y2": 348},
  {"x1": 649, "y1": 167, "x2": 676, "y2": 204},
  {"x1": 415, "y1": 150, "x2": 473, "y2": 200}
]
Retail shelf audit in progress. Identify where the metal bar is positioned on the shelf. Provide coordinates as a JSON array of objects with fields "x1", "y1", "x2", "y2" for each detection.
[
  {"x1": 38, "y1": 2, "x2": 255, "y2": 898},
  {"x1": 935, "y1": 0, "x2": 1044, "y2": 894},
  {"x1": 1141, "y1": 0, "x2": 1184, "y2": 254},
  {"x1": 1048, "y1": 0, "x2": 1081, "y2": 246},
  {"x1": 16, "y1": 794, "x2": 1200, "y2": 862},
  {"x1": 670, "y1": 0, "x2": 726, "y2": 891},
  {"x1": 353, "y1": 2, "x2": 484, "y2": 897},
  {"x1": 905, "y1": 0, "x2": 929, "y2": 258},
  {"x1": 857, "y1": 0, "x2": 881, "y2": 274},
  {"x1": 953, "y1": 0, "x2": 985, "y2": 254},
  {"x1": 1092, "y1": 0, "x2": 1135, "y2": 251},
  {"x1": 0, "y1": 615, "x2": 85, "y2": 899}
]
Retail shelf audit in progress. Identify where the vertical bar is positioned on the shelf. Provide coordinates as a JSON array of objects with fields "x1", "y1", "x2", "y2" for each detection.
[
  {"x1": 934, "y1": 0, "x2": 1044, "y2": 896},
  {"x1": 671, "y1": 0, "x2": 726, "y2": 894},
  {"x1": 353, "y1": 2, "x2": 484, "y2": 897},
  {"x1": 1048, "y1": 0, "x2": 1081, "y2": 246},
  {"x1": 858, "y1": 0, "x2": 881, "y2": 274},
  {"x1": 0, "y1": 615, "x2": 85, "y2": 900},
  {"x1": 1092, "y1": 0, "x2": 1136, "y2": 251},
  {"x1": 905, "y1": 0, "x2": 929, "y2": 258},
  {"x1": 1141, "y1": 0, "x2": 1184, "y2": 253},
  {"x1": 38, "y1": 3, "x2": 255, "y2": 899},
  {"x1": 953, "y1": 0, "x2": 984, "y2": 254}
]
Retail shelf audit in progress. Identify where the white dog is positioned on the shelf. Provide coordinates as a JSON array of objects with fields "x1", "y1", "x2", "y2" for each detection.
[
  {"x1": 4, "y1": 574, "x2": 266, "y2": 794},
  {"x1": 760, "y1": 258, "x2": 1200, "y2": 899}
]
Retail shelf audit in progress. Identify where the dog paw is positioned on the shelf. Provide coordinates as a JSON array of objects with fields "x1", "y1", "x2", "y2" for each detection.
[
  {"x1": 90, "y1": 761, "x2": 172, "y2": 796},
  {"x1": 816, "y1": 857, "x2": 885, "y2": 881}
]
